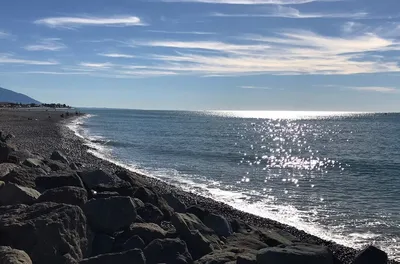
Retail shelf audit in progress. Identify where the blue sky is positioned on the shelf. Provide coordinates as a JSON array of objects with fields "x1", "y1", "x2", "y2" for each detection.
[{"x1": 1, "y1": 0, "x2": 400, "y2": 111}]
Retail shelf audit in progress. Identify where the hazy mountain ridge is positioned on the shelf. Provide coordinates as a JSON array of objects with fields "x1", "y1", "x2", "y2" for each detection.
[{"x1": 0, "y1": 87, "x2": 41, "y2": 104}]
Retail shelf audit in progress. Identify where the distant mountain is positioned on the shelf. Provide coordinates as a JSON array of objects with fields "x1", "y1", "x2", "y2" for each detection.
[{"x1": 0, "y1": 87, "x2": 41, "y2": 104}]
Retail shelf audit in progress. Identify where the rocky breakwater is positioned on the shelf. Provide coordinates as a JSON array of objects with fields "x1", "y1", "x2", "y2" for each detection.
[{"x1": 0, "y1": 131, "x2": 391, "y2": 264}]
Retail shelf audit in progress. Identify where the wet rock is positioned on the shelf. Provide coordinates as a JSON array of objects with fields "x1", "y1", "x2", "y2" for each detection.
[
  {"x1": 0, "y1": 246, "x2": 32, "y2": 264},
  {"x1": 144, "y1": 238, "x2": 193, "y2": 264},
  {"x1": 256, "y1": 243, "x2": 334, "y2": 264},
  {"x1": 0, "y1": 202, "x2": 89, "y2": 263},
  {"x1": 91, "y1": 234, "x2": 115, "y2": 257},
  {"x1": 0, "y1": 143, "x2": 14, "y2": 163},
  {"x1": 80, "y1": 249, "x2": 145, "y2": 264},
  {"x1": 121, "y1": 235, "x2": 145, "y2": 251},
  {"x1": 122, "y1": 223, "x2": 166, "y2": 244},
  {"x1": 79, "y1": 169, "x2": 133, "y2": 195},
  {"x1": 203, "y1": 213, "x2": 233, "y2": 237},
  {"x1": 37, "y1": 186, "x2": 88, "y2": 207},
  {"x1": 163, "y1": 192, "x2": 187, "y2": 213},
  {"x1": 22, "y1": 158, "x2": 44, "y2": 168},
  {"x1": 0, "y1": 163, "x2": 17, "y2": 178},
  {"x1": 35, "y1": 171, "x2": 85, "y2": 191},
  {"x1": 0, "y1": 183, "x2": 40, "y2": 205},
  {"x1": 83, "y1": 197, "x2": 137, "y2": 234},
  {"x1": 51, "y1": 150, "x2": 69, "y2": 164},
  {"x1": 352, "y1": 245, "x2": 388, "y2": 264},
  {"x1": 138, "y1": 203, "x2": 164, "y2": 223}
]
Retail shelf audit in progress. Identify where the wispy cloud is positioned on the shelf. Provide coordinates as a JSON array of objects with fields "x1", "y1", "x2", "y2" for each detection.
[
  {"x1": 349, "y1": 86, "x2": 397, "y2": 93},
  {"x1": 98, "y1": 53, "x2": 135, "y2": 58},
  {"x1": 24, "y1": 38, "x2": 66, "y2": 51},
  {"x1": 161, "y1": 0, "x2": 331, "y2": 5},
  {"x1": 20, "y1": 71, "x2": 88, "y2": 75},
  {"x1": 241, "y1": 85, "x2": 271, "y2": 89},
  {"x1": 79, "y1": 62, "x2": 114, "y2": 69},
  {"x1": 147, "y1": 30, "x2": 216, "y2": 35},
  {"x1": 34, "y1": 16, "x2": 145, "y2": 28},
  {"x1": 0, "y1": 54, "x2": 58, "y2": 65},
  {"x1": 211, "y1": 6, "x2": 367, "y2": 19},
  {"x1": 0, "y1": 31, "x2": 10, "y2": 39}
]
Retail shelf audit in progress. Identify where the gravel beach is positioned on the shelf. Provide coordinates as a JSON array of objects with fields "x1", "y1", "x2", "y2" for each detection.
[{"x1": 0, "y1": 108, "x2": 396, "y2": 264}]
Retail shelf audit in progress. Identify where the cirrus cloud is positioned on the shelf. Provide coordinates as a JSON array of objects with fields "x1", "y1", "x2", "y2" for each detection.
[{"x1": 34, "y1": 16, "x2": 145, "y2": 28}]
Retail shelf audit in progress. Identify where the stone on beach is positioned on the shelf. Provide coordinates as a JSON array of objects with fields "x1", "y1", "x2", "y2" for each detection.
[
  {"x1": 137, "y1": 203, "x2": 164, "y2": 224},
  {"x1": 122, "y1": 223, "x2": 167, "y2": 244},
  {"x1": 144, "y1": 238, "x2": 193, "y2": 264},
  {"x1": 51, "y1": 150, "x2": 69, "y2": 163},
  {"x1": 0, "y1": 183, "x2": 40, "y2": 205},
  {"x1": 91, "y1": 234, "x2": 115, "y2": 257},
  {"x1": 22, "y1": 158, "x2": 44, "y2": 168},
  {"x1": 163, "y1": 192, "x2": 187, "y2": 213},
  {"x1": 203, "y1": 213, "x2": 233, "y2": 237},
  {"x1": 2, "y1": 166, "x2": 47, "y2": 188},
  {"x1": 0, "y1": 202, "x2": 89, "y2": 263},
  {"x1": 79, "y1": 169, "x2": 133, "y2": 195},
  {"x1": 80, "y1": 249, "x2": 145, "y2": 264},
  {"x1": 352, "y1": 245, "x2": 388, "y2": 264},
  {"x1": 256, "y1": 243, "x2": 334, "y2": 264},
  {"x1": 83, "y1": 196, "x2": 137, "y2": 234},
  {"x1": 0, "y1": 142, "x2": 14, "y2": 163},
  {"x1": 0, "y1": 246, "x2": 32, "y2": 264},
  {"x1": 121, "y1": 235, "x2": 145, "y2": 251},
  {"x1": 0, "y1": 163, "x2": 17, "y2": 177},
  {"x1": 37, "y1": 186, "x2": 88, "y2": 207},
  {"x1": 35, "y1": 171, "x2": 85, "y2": 191}
]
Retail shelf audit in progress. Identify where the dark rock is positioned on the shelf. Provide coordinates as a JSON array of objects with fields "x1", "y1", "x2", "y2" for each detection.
[
  {"x1": 352, "y1": 245, "x2": 388, "y2": 264},
  {"x1": 237, "y1": 254, "x2": 257, "y2": 264},
  {"x1": 122, "y1": 223, "x2": 166, "y2": 244},
  {"x1": 134, "y1": 187, "x2": 174, "y2": 219},
  {"x1": 79, "y1": 169, "x2": 133, "y2": 195},
  {"x1": 114, "y1": 170, "x2": 146, "y2": 189},
  {"x1": 22, "y1": 158, "x2": 44, "y2": 168},
  {"x1": 83, "y1": 197, "x2": 137, "y2": 234},
  {"x1": 35, "y1": 171, "x2": 85, "y2": 191},
  {"x1": 70, "y1": 163, "x2": 79, "y2": 170},
  {"x1": 45, "y1": 159, "x2": 68, "y2": 171},
  {"x1": 0, "y1": 163, "x2": 17, "y2": 178},
  {"x1": 225, "y1": 233, "x2": 268, "y2": 252},
  {"x1": 2, "y1": 166, "x2": 46, "y2": 188},
  {"x1": 186, "y1": 230, "x2": 214, "y2": 260},
  {"x1": 196, "y1": 248, "x2": 239, "y2": 264},
  {"x1": 0, "y1": 183, "x2": 40, "y2": 205},
  {"x1": 204, "y1": 213, "x2": 233, "y2": 237},
  {"x1": 0, "y1": 132, "x2": 14, "y2": 143},
  {"x1": 256, "y1": 243, "x2": 334, "y2": 264},
  {"x1": 257, "y1": 228, "x2": 294, "y2": 246},
  {"x1": 186, "y1": 206, "x2": 209, "y2": 221},
  {"x1": 0, "y1": 202, "x2": 89, "y2": 263},
  {"x1": 122, "y1": 235, "x2": 145, "y2": 251},
  {"x1": 132, "y1": 198, "x2": 145, "y2": 208},
  {"x1": 144, "y1": 238, "x2": 193, "y2": 264},
  {"x1": 91, "y1": 234, "x2": 115, "y2": 257},
  {"x1": 163, "y1": 193, "x2": 187, "y2": 213},
  {"x1": 171, "y1": 213, "x2": 215, "y2": 236},
  {"x1": 93, "y1": 191, "x2": 120, "y2": 199},
  {"x1": 51, "y1": 150, "x2": 69, "y2": 163},
  {"x1": 80, "y1": 249, "x2": 145, "y2": 264},
  {"x1": 0, "y1": 142, "x2": 14, "y2": 163},
  {"x1": 0, "y1": 246, "x2": 32, "y2": 264},
  {"x1": 138, "y1": 203, "x2": 164, "y2": 223},
  {"x1": 37, "y1": 186, "x2": 88, "y2": 207},
  {"x1": 7, "y1": 150, "x2": 34, "y2": 165}
]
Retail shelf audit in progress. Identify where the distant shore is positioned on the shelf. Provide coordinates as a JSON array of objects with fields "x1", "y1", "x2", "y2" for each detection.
[{"x1": 0, "y1": 108, "x2": 396, "y2": 264}]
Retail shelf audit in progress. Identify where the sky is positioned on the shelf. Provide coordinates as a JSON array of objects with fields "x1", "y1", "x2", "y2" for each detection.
[{"x1": 1, "y1": 0, "x2": 400, "y2": 111}]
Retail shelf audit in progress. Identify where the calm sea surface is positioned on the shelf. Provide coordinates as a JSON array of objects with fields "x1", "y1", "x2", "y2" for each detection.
[{"x1": 67, "y1": 109, "x2": 400, "y2": 260}]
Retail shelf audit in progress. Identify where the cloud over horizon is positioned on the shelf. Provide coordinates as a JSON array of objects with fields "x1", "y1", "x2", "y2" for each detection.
[{"x1": 34, "y1": 16, "x2": 145, "y2": 28}]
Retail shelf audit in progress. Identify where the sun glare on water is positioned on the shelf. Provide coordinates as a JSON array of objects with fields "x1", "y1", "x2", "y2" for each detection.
[{"x1": 206, "y1": 111, "x2": 366, "y2": 119}]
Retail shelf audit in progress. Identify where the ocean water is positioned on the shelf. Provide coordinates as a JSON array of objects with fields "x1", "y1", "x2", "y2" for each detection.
[{"x1": 67, "y1": 109, "x2": 400, "y2": 260}]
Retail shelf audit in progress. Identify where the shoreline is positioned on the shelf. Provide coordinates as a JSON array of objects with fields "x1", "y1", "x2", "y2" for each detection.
[{"x1": 0, "y1": 109, "x2": 397, "y2": 263}]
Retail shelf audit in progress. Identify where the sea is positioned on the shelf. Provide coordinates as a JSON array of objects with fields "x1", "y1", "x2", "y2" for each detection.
[{"x1": 67, "y1": 109, "x2": 400, "y2": 260}]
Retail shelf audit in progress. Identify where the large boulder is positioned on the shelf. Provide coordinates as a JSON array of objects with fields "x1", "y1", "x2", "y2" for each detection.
[
  {"x1": 162, "y1": 193, "x2": 187, "y2": 213},
  {"x1": 137, "y1": 203, "x2": 164, "y2": 224},
  {"x1": 45, "y1": 159, "x2": 69, "y2": 171},
  {"x1": 121, "y1": 235, "x2": 145, "y2": 251},
  {"x1": 0, "y1": 202, "x2": 89, "y2": 263},
  {"x1": 256, "y1": 243, "x2": 334, "y2": 264},
  {"x1": 83, "y1": 197, "x2": 137, "y2": 234},
  {"x1": 37, "y1": 186, "x2": 88, "y2": 207},
  {"x1": 91, "y1": 234, "x2": 115, "y2": 257},
  {"x1": 0, "y1": 143, "x2": 14, "y2": 163},
  {"x1": 35, "y1": 172, "x2": 85, "y2": 191},
  {"x1": 114, "y1": 170, "x2": 146, "y2": 189},
  {"x1": 80, "y1": 249, "x2": 145, "y2": 264},
  {"x1": 7, "y1": 150, "x2": 34, "y2": 165},
  {"x1": 352, "y1": 245, "x2": 388, "y2": 264},
  {"x1": 0, "y1": 183, "x2": 40, "y2": 205},
  {"x1": 121, "y1": 223, "x2": 166, "y2": 244},
  {"x1": 51, "y1": 150, "x2": 69, "y2": 164},
  {"x1": 203, "y1": 213, "x2": 233, "y2": 237},
  {"x1": 0, "y1": 246, "x2": 32, "y2": 264},
  {"x1": 134, "y1": 187, "x2": 174, "y2": 219},
  {"x1": 79, "y1": 170, "x2": 133, "y2": 195},
  {"x1": 2, "y1": 166, "x2": 47, "y2": 188},
  {"x1": 256, "y1": 228, "x2": 295, "y2": 246},
  {"x1": 0, "y1": 163, "x2": 17, "y2": 178},
  {"x1": 144, "y1": 238, "x2": 193, "y2": 264},
  {"x1": 22, "y1": 158, "x2": 44, "y2": 169}
]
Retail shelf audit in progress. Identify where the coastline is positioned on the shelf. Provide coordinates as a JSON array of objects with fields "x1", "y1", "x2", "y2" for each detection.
[{"x1": 0, "y1": 109, "x2": 397, "y2": 263}]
